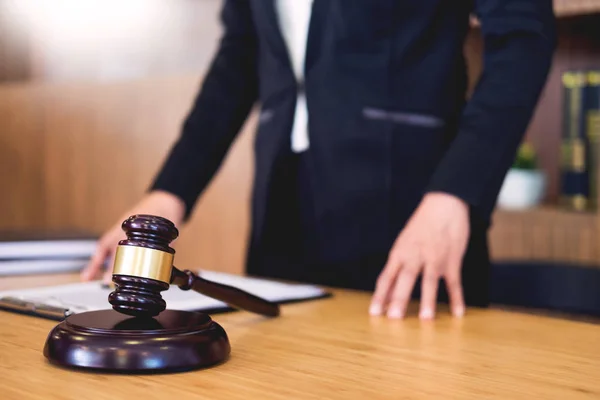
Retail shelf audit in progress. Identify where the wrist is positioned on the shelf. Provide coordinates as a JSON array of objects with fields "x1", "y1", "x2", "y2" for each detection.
[
  {"x1": 420, "y1": 192, "x2": 469, "y2": 218},
  {"x1": 146, "y1": 190, "x2": 186, "y2": 224},
  {"x1": 424, "y1": 191, "x2": 467, "y2": 207}
]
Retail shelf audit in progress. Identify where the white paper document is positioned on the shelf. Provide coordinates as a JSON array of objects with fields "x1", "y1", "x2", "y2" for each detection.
[{"x1": 0, "y1": 270, "x2": 329, "y2": 317}]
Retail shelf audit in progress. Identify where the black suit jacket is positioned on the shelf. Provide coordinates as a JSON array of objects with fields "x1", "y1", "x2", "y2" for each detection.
[{"x1": 151, "y1": 0, "x2": 556, "y2": 295}]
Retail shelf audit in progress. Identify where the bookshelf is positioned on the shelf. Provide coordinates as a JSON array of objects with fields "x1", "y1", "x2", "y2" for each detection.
[{"x1": 475, "y1": 5, "x2": 600, "y2": 265}]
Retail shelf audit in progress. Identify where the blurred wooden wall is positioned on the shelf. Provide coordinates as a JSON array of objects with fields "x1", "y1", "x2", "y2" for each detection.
[
  {"x1": 0, "y1": 0, "x2": 256, "y2": 273},
  {"x1": 0, "y1": 75, "x2": 257, "y2": 274}
]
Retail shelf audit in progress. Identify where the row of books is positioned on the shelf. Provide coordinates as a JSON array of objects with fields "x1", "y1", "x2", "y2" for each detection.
[
  {"x1": 560, "y1": 69, "x2": 600, "y2": 211},
  {"x1": 0, "y1": 230, "x2": 98, "y2": 276}
]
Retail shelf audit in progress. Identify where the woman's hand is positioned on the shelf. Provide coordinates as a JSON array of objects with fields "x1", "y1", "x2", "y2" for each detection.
[
  {"x1": 369, "y1": 192, "x2": 470, "y2": 319},
  {"x1": 80, "y1": 190, "x2": 186, "y2": 283}
]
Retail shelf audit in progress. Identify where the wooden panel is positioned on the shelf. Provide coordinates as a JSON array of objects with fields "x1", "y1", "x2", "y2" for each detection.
[
  {"x1": 0, "y1": 84, "x2": 44, "y2": 228},
  {"x1": 489, "y1": 207, "x2": 599, "y2": 265},
  {"x1": 555, "y1": 0, "x2": 600, "y2": 17},
  {"x1": 0, "y1": 77, "x2": 256, "y2": 275}
]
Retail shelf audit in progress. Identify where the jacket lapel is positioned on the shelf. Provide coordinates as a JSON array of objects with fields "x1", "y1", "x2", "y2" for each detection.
[
  {"x1": 261, "y1": 0, "x2": 329, "y2": 77},
  {"x1": 305, "y1": 0, "x2": 329, "y2": 75},
  {"x1": 262, "y1": 0, "x2": 292, "y2": 70}
]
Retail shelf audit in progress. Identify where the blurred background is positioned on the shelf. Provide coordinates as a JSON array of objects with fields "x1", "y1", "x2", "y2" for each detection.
[{"x1": 1, "y1": 0, "x2": 599, "y2": 275}]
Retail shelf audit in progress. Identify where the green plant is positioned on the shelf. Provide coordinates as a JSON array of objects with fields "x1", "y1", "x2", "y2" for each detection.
[{"x1": 512, "y1": 142, "x2": 538, "y2": 170}]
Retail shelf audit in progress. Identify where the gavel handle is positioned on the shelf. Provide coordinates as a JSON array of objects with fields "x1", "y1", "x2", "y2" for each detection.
[{"x1": 170, "y1": 267, "x2": 280, "y2": 317}]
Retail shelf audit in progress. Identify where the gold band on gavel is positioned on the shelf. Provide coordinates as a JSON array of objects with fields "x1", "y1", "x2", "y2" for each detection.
[{"x1": 112, "y1": 245, "x2": 173, "y2": 284}]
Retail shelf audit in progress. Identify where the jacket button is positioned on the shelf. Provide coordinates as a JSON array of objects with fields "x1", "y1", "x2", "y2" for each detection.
[{"x1": 297, "y1": 80, "x2": 305, "y2": 94}]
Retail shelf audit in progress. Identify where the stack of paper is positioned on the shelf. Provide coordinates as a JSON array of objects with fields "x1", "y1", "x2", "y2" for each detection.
[{"x1": 0, "y1": 230, "x2": 98, "y2": 276}]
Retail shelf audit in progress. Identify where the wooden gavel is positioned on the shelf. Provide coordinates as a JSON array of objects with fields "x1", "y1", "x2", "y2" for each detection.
[{"x1": 107, "y1": 214, "x2": 280, "y2": 318}]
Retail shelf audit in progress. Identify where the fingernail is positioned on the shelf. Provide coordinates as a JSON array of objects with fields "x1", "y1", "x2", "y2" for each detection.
[
  {"x1": 387, "y1": 307, "x2": 404, "y2": 319},
  {"x1": 419, "y1": 309, "x2": 434, "y2": 320},
  {"x1": 369, "y1": 304, "x2": 382, "y2": 316},
  {"x1": 453, "y1": 306, "x2": 465, "y2": 318}
]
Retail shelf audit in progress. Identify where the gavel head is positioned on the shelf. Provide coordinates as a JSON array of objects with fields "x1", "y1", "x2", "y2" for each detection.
[{"x1": 107, "y1": 214, "x2": 179, "y2": 318}]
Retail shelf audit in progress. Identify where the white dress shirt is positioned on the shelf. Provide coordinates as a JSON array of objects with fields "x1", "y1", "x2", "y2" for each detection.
[{"x1": 275, "y1": 0, "x2": 313, "y2": 153}]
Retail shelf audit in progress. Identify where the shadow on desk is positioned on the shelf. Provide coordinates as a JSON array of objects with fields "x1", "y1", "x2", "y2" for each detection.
[{"x1": 489, "y1": 261, "x2": 600, "y2": 322}]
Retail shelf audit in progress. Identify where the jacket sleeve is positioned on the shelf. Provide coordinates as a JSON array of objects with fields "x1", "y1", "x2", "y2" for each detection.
[
  {"x1": 150, "y1": 0, "x2": 258, "y2": 220},
  {"x1": 425, "y1": 0, "x2": 557, "y2": 225}
]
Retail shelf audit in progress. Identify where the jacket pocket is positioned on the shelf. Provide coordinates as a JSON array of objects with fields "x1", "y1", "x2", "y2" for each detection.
[
  {"x1": 258, "y1": 108, "x2": 274, "y2": 125},
  {"x1": 362, "y1": 107, "x2": 444, "y2": 129}
]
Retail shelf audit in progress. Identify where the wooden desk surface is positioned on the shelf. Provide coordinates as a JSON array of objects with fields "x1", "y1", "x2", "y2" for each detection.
[{"x1": 1, "y1": 274, "x2": 598, "y2": 400}]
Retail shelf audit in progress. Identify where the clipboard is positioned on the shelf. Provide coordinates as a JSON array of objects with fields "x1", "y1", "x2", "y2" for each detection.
[{"x1": 0, "y1": 270, "x2": 331, "y2": 321}]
